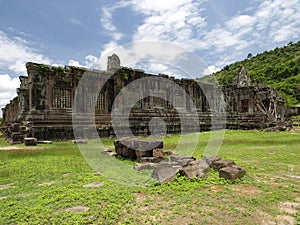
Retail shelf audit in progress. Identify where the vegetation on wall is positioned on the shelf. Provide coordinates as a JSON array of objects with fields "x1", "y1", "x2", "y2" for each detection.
[
  {"x1": 203, "y1": 41, "x2": 300, "y2": 106},
  {"x1": 39, "y1": 64, "x2": 49, "y2": 75}
]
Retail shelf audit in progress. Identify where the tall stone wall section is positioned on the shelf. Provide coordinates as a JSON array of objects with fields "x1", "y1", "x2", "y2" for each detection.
[{"x1": 0, "y1": 60, "x2": 286, "y2": 143}]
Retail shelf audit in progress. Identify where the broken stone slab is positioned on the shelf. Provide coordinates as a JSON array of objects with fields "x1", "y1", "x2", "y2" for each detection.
[
  {"x1": 219, "y1": 165, "x2": 246, "y2": 181},
  {"x1": 212, "y1": 159, "x2": 236, "y2": 171},
  {"x1": 71, "y1": 139, "x2": 88, "y2": 144},
  {"x1": 180, "y1": 160, "x2": 207, "y2": 179},
  {"x1": 114, "y1": 138, "x2": 164, "y2": 161},
  {"x1": 198, "y1": 158, "x2": 211, "y2": 172},
  {"x1": 115, "y1": 138, "x2": 163, "y2": 151},
  {"x1": 24, "y1": 137, "x2": 37, "y2": 146},
  {"x1": 151, "y1": 161, "x2": 182, "y2": 183},
  {"x1": 134, "y1": 162, "x2": 156, "y2": 171},
  {"x1": 170, "y1": 155, "x2": 196, "y2": 167}
]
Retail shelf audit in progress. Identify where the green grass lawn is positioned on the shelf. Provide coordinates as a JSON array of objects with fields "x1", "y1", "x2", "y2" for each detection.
[{"x1": 0, "y1": 130, "x2": 299, "y2": 224}]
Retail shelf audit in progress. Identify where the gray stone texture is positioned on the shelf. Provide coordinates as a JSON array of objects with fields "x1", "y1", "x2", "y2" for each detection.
[{"x1": 0, "y1": 57, "x2": 287, "y2": 144}]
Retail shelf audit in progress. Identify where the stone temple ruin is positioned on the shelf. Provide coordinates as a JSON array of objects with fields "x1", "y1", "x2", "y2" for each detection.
[{"x1": 1, "y1": 54, "x2": 286, "y2": 143}]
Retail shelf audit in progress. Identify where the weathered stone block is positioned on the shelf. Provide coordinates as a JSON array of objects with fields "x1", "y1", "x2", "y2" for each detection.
[
  {"x1": 151, "y1": 161, "x2": 182, "y2": 183},
  {"x1": 114, "y1": 138, "x2": 164, "y2": 161},
  {"x1": 212, "y1": 159, "x2": 236, "y2": 170},
  {"x1": 24, "y1": 137, "x2": 37, "y2": 146},
  {"x1": 219, "y1": 166, "x2": 246, "y2": 181},
  {"x1": 198, "y1": 158, "x2": 211, "y2": 172},
  {"x1": 180, "y1": 160, "x2": 207, "y2": 179}
]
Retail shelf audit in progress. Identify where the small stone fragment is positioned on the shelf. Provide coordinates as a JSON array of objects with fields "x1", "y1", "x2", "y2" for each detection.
[
  {"x1": 180, "y1": 160, "x2": 207, "y2": 179},
  {"x1": 213, "y1": 159, "x2": 236, "y2": 171}
]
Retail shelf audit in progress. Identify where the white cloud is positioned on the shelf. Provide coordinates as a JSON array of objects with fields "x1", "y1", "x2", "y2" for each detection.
[
  {"x1": 0, "y1": 31, "x2": 52, "y2": 74},
  {"x1": 202, "y1": 0, "x2": 300, "y2": 68},
  {"x1": 203, "y1": 65, "x2": 220, "y2": 76},
  {"x1": 0, "y1": 31, "x2": 52, "y2": 116},
  {"x1": 101, "y1": 7, "x2": 118, "y2": 32},
  {"x1": 70, "y1": 18, "x2": 83, "y2": 26},
  {"x1": 131, "y1": 0, "x2": 207, "y2": 49},
  {"x1": 0, "y1": 74, "x2": 19, "y2": 114},
  {"x1": 226, "y1": 15, "x2": 256, "y2": 29},
  {"x1": 97, "y1": 0, "x2": 210, "y2": 75},
  {"x1": 68, "y1": 55, "x2": 98, "y2": 68},
  {"x1": 254, "y1": 0, "x2": 300, "y2": 43},
  {"x1": 97, "y1": 0, "x2": 300, "y2": 75}
]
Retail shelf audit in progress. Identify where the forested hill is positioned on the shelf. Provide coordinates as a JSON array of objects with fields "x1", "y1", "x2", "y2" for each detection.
[{"x1": 208, "y1": 41, "x2": 300, "y2": 106}]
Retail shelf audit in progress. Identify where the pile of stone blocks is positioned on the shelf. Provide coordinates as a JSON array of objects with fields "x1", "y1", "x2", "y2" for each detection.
[
  {"x1": 148, "y1": 155, "x2": 246, "y2": 183},
  {"x1": 150, "y1": 155, "x2": 246, "y2": 183},
  {"x1": 112, "y1": 138, "x2": 246, "y2": 184}
]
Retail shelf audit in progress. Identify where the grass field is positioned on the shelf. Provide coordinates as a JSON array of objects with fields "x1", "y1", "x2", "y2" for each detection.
[{"x1": 0, "y1": 130, "x2": 299, "y2": 225}]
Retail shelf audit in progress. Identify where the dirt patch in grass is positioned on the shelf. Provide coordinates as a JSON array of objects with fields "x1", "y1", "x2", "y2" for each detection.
[
  {"x1": 0, "y1": 146, "x2": 44, "y2": 151},
  {"x1": 64, "y1": 205, "x2": 90, "y2": 213},
  {"x1": 233, "y1": 185, "x2": 258, "y2": 197},
  {"x1": 132, "y1": 192, "x2": 147, "y2": 203},
  {"x1": 204, "y1": 185, "x2": 225, "y2": 193},
  {"x1": 280, "y1": 201, "x2": 300, "y2": 214}
]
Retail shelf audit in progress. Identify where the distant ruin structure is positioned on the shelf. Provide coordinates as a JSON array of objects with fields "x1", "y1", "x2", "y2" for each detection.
[{"x1": 1, "y1": 55, "x2": 286, "y2": 143}]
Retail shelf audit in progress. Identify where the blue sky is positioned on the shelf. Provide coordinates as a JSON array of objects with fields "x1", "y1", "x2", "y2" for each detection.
[{"x1": 0, "y1": 0, "x2": 300, "y2": 111}]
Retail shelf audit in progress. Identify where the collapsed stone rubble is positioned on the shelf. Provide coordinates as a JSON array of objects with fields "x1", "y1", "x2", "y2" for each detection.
[{"x1": 111, "y1": 138, "x2": 246, "y2": 183}]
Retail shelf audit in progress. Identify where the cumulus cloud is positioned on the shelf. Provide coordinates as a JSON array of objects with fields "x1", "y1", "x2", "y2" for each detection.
[
  {"x1": 97, "y1": 0, "x2": 300, "y2": 74},
  {"x1": 203, "y1": 0, "x2": 300, "y2": 67},
  {"x1": 203, "y1": 65, "x2": 221, "y2": 76},
  {"x1": 0, "y1": 74, "x2": 19, "y2": 114},
  {"x1": 97, "y1": 0, "x2": 209, "y2": 75},
  {"x1": 0, "y1": 31, "x2": 52, "y2": 74},
  {"x1": 131, "y1": 0, "x2": 207, "y2": 49},
  {"x1": 0, "y1": 31, "x2": 52, "y2": 117},
  {"x1": 68, "y1": 55, "x2": 98, "y2": 68}
]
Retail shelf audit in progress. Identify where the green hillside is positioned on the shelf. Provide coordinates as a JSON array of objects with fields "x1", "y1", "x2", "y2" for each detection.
[{"x1": 208, "y1": 41, "x2": 300, "y2": 106}]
